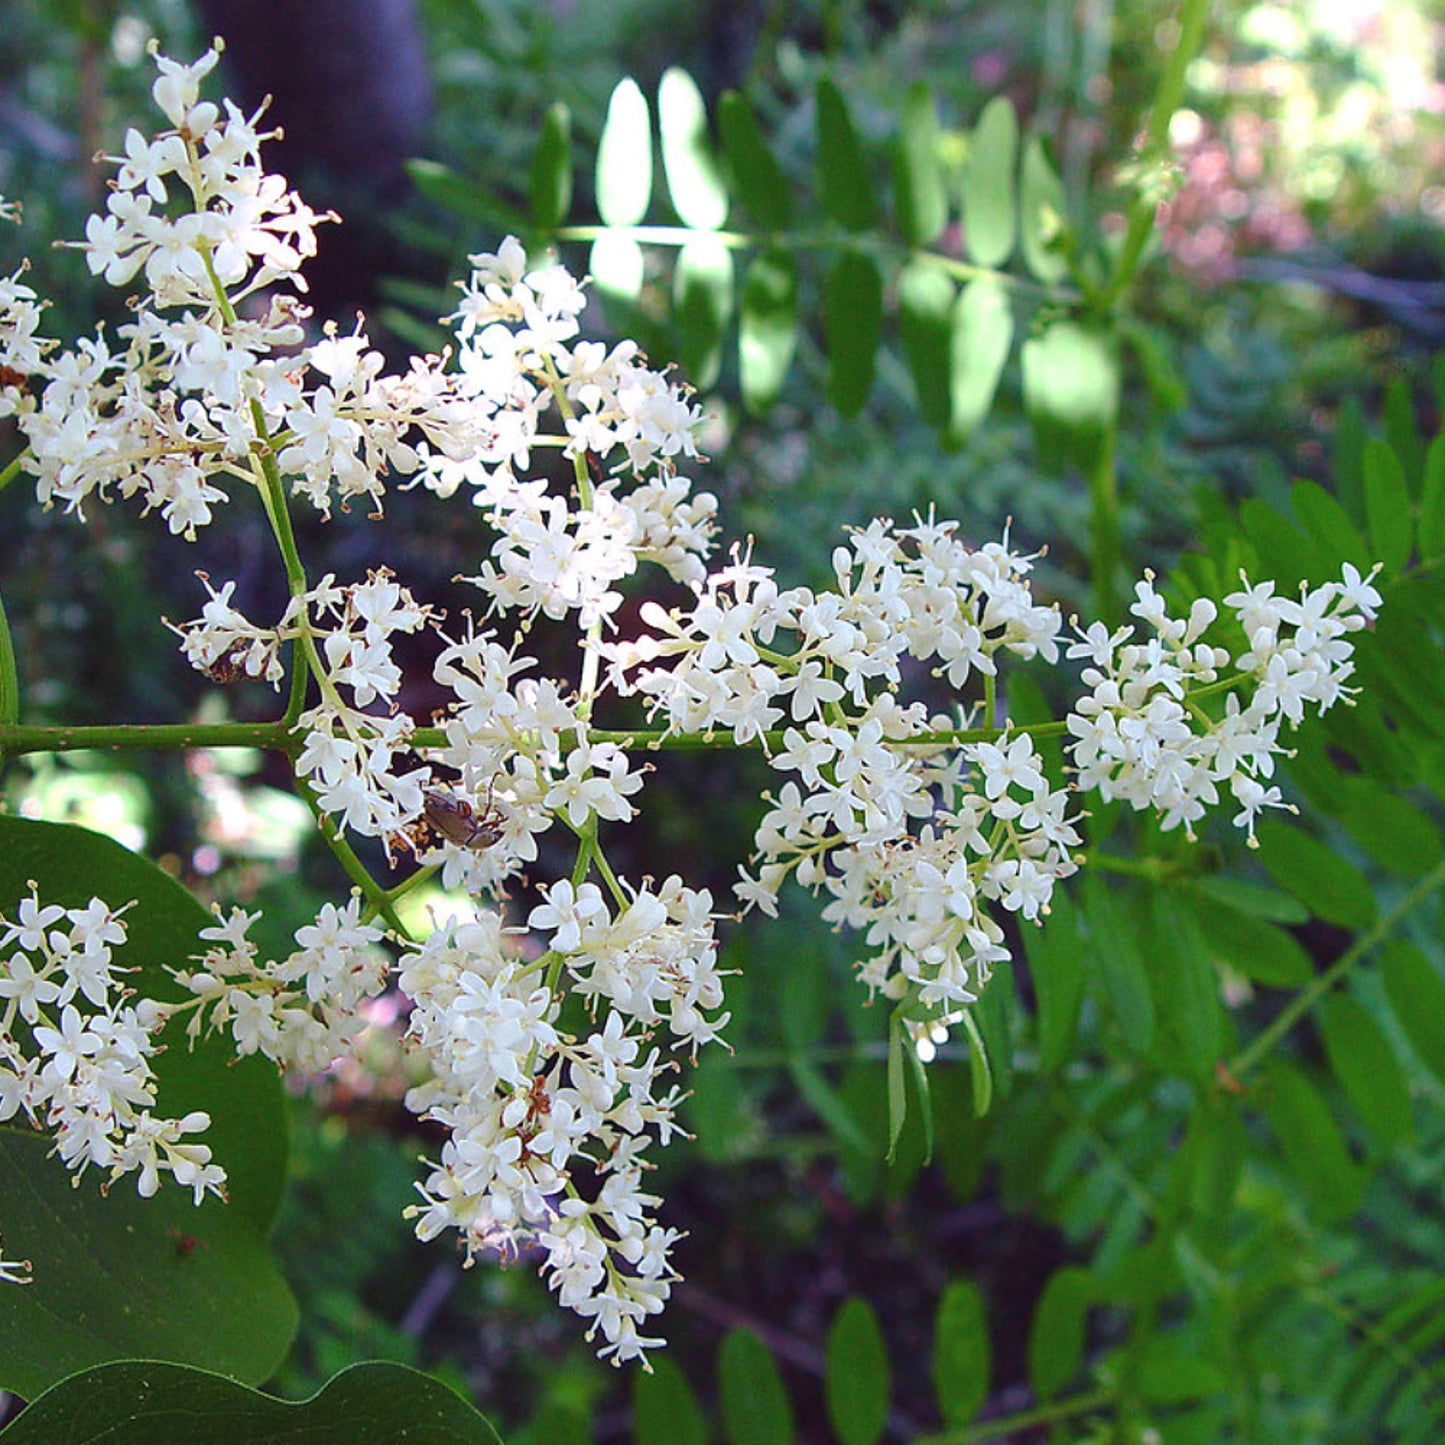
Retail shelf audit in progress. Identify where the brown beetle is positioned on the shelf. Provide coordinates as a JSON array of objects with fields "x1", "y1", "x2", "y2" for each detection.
[{"x1": 420, "y1": 784, "x2": 503, "y2": 853}]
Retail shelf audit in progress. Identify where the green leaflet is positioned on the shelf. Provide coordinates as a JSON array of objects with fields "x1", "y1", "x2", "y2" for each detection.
[
  {"x1": 824, "y1": 249, "x2": 883, "y2": 417},
  {"x1": 528, "y1": 100, "x2": 572, "y2": 232},
  {"x1": 739, "y1": 249, "x2": 798, "y2": 415},
  {"x1": 1021, "y1": 318, "x2": 1118, "y2": 476},
  {"x1": 719, "y1": 1328, "x2": 793, "y2": 1445},
  {"x1": 1380, "y1": 940, "x2": 1445, "y2": 1086},
  {"x1": 659, "y1": 67, "x2": 728, "y2": 231},
  {"x1": 961, "y1": 95, "x2": 1018, "y2": 267},
  {"x1": 1027, "y1": 1266, "x2": 1091, "y2": 1400},
  {"x1": 0, "y1": 1360, "x2": 502, "y2": 1445},
  {"x1": 1019, "y1": 132, "x2": 1068, "y2": 283},
  {"x1": 1254, "y1": 819, "x2": 1378, "y2": 930},
  {"x1": 596, "y1": 77, "x2": 652, "y2": 228},
  {"x1": 718, "y1": 90, "x2": 793, "y2": 231},
  {"x1": 897, "y1": 258, "x2": 955, "y2": 430},
  {"x1": 589, "y1": 232, "x2": 645, "y2": 304},
  {"x1": 825, "y1": 1297, "x2": 890, "y2": 1445},
  {"x1": 634, "y1": 1356, "x2": 708, "y2": 1445},
  {"x1": 1363, "y1": 437, "x2": 1413, "y2": 577},
  {"x1": 1262, "y1": 1058, "x2": 1368, "y2": 1226},
  {"x1": 893, "y1": 81, "x2": 946, "y2": 248},
  {"x1": 948, "y1": 275, "x2": 1013, "y2": 441},
  {"x1": 673, "y1": 234, "x2": 734, "y2": 390},
  {"x1": 816, "y1": 75, "x2": 876, "y2": 232},
  {"x1": 1319, "y1": 992, "x2": 1415, "y2": 1147},
  {"x1": 932, "y1": 1277, "x2": 989, "y2": 1427}
]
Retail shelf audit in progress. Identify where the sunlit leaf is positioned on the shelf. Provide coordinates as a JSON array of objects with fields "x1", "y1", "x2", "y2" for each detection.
[
  {"x1": 961, "y1": 96, "x2": 1017, "y2": 267},
  {"x1": 590, "y1": 233, "x2": 646, "y2": 304},
  {"x1": 659, "y1": 68, "x2": 728, "y2": 230},
  {"x1": 1019, "y1": 132, "x2": 1067, "y2": 283},
  {"x1": 739, "y1": 250, "x2": 798, "y2": 415},
  {"x1": 1021, "y1": 318, "x2": 1118, "y2": 476},
  {"x1": 597, "y1": 77, "x2": 652, "y2": 227},
  {"x1": 949, "y1": 275, "x2": 1013, "y2": 440},
  {"x1": 893, "y1": 81, "x2": 946, "y2": 247}
]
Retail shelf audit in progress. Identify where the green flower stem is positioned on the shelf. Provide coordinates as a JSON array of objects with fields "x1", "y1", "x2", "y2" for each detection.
[
  {"x1": 0, "y1": 590, "x2": 18, "y2": 731},
  {"x1": 0, "y1": 451, "x2": 25, "y2": 500},
  {"x1": 552, "y1": 223, "x2": 1080, "y2": 302},
  {"x1": 0, "y1": 719, "x2": 296, "y2": 759},
  {"x1": 911, "y1": 1387, "x2": 1115, "y2": 1445},
  {"x1": 1227, "y1": 856, "x2": 1445, "y2": 1082},
  {"x1": 1089, "y1": 422, "x2": 1121, "y2": 627}
]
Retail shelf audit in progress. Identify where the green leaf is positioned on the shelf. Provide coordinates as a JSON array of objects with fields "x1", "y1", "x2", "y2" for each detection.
[
  {"x1": 960, "y1": 1009, "x2": 994, "y2": 1118},
  {"x1": 406, "y1": 160, "x2": 529, "y2": 232},
  {"x1": 1027, "y1": 1266, "x2": 1091, "y2": 1400},
  {"x1": 948, "y1": 276, "x2": 1013, "y2": 440},
  {"x1": 1380, "y1": 940, "x2": 1445, "y2": 1086},
  {"x1": 1290, "y1": 479, "x2": 1371, "y2": 571},
  {"x1": 634, "y1": 1355, "x2": 708, "y2": 1445},
  {"x1": 931, "y1": 1278, "x2": 989, "y2": 1427},
  {"x1": 1334, "y1": 773, "x2": 1443, "y2": 876},
  {"x1": 897, "y1": 259, "x2": 955, "y2": 430},
  {"x1": 1189, "y1": 876, "x2": 1307, "y2": 926},
  {"x1": 1146, "y1": 888, "x2": 1230, "y2": 1083},
  {"x1": 825, "y1": 1297, "x2": 890, "y2": 1445},
  {"x1": 529, "y1": 101, "x2": 572, "y2": 232},
  {"x1": 719, "y1": 1328, "x2": 793, "y2": 1445},
  {"x1": 0, "y1": 817, "x2": 293, "y2": 1397},
  {"x1": 790, "y1": 1058, "x2": 874, "y2": 1157},
  {"x1": 1263, "y1": 1058, "x2": 1367, "y2": 1225},
  {"x1": 0, "y1": 591, "x2": 17, "y2": 729},
  {"x1": 893, "y1": 81, "x2": 946, "y2": 247},
  {"x1": 970, "y1": 966, "x2": 1011, "y2": 1104},
  {"x1": 1420, "y1": 432, "x2": 1445, "y2": 558},
  {"x1": 886, "y1": 1010, "x2": 908, "y2": 1164},
  {"x1": 1383, "y1": 375, "x2": 1423, "y2": 491},
  {"x1": 1025, "y1": 888, "x2": 1083, "y2": 1072},
  {"x1": 1021, "y1": 319, "x2": 1118, "y2": 476},
  {"x1": 738, "y1": 250, "x2": 798, "y2": 416},
  {"x1": 1018, "y1": 132, "x2": 1068, "y2": 284},
  {"x1": 1318, "y1": 992, "x2": 1415, "y2": 1147},
  {"x1": 961, "y1": 96, "x2": 1018, "y2": 267},
  {"x1": 674, "y1": 235, "x2": 734, "y2": 389},
  {"x1": 1188, "y1": 896, "x2": 1312, "y2": 989},
  {"x1": 816, "y1": 76, "x2": 876, "y2": 232},
  {"x1": 824, "y1": 249, "x2": 882, "y2": 417},
  {"x1": 1254, "y1": 819, "x2": 1377, "y2": 931},
  {"x1": 1084, "y1": 876, "x2": 1155, "y2": 1051},
  {"x1": 0, "y1": 1360, "x2": 502, "y2": 1445},
  {"x1": 718, "y1": 91, "x2": 792, "y2": 231},
  {"x1": 590, "y1": 233, "x2": 646, "y2": 304},
  {"x1": 1363, "y1": 438, "x2": 1414, "y2": 577},
  {"x1": 596, "y1": 77, "x2": 653, "y2": 227},
  {"x1": 1135, "y1": 1342, "x2": 1230, "y2": 1405},
  {"x1": 659, "y1": 68, "x2": 728, "y2": 230}
]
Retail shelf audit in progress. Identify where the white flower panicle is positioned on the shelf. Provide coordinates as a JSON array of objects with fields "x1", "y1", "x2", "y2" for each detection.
[
  {"x1": 0, "y1": 889, "x2": 224, "y2": 1203},
  {"x1": 0, "y1": 46, "x2": 1387, "y2": 1366}
]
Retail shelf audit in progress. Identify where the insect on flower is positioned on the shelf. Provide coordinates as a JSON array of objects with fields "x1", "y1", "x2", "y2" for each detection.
[{"x1": 420, "y1": 783, "x2": 504, "y2": 853}]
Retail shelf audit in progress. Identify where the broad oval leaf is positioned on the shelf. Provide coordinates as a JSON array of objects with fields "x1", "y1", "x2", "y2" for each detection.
[
  {"x1": 529, "y1": 100, "x2": 572, "y2": 232},
  {"x1": 1020, "y1": 318, "x2": 1118, "y2": 477},
  {"x1": 1380, "y1": 940, "x2": 1445, "y2": 1086},
  {"x1": 3, "y1": 1360, "x2": 502, "y2": 1445},
  {"x1": 674, "y1": 234, "x2": 734, "y2": 390},
  {"x1": 893, "y1": 81, "x2": 946, "y2": 248},
  {"x1": 1263, "y1": 1058, "x2": 1367, "y2": 1226},
  {"x1": 1028, "y1": 1266, "x2": 1091, "y2": 1400},
  {"x1": 949, "y1": 275, "x2": 1013, "y2": 440},
  {"x1": 719, "y1": 1327, "x2": 793, "y2": 1445},
  {"x1": 824, "y1": 249, "x2": 883, "y2": 417},
  {"x1": 1019, "y1": 132, "x2": 1068, "y2": 283},
  {"x1": 897, "y1": 258, "x2": 956, "y2": 430},
  {"x1": 1318, "y1": 992, "x2": 1414, "y2": 1147},
  {"x1": 0, "y1": 816, "x2": 292, "y2": 1398},
  {"x1": 659, "y1": 67, "x2": 728, "y2": 231},
  {"x1": 1363, "y1": 437, "x2": 1413, "y2": 577},
  {"x1": 825, "y1": 1297, "x2": 890, "y2": 1445},
  {"x1": 719, "y1": 91, "x2": 793, "y2": 231},
  {"x1": 634, "y1": 1354, "x2": 708, "y2": 1445},
  {"x1": 1254, "y1": 819, "x2": 1377, "y2": 931},
  {"x1": 739, "y1": 249, "x2": 798, "y2": 416},
  {"x1": 816, "y1": 76, "x2": 876, "y2": 232},
  {"x1": 962, "y1": 96, "x2": 1018, "y2": 267},
  {"x1": 597, "y1": 77, "x2": 653, "y2": 228},
  {"x1": 590, "y1": 233, "x2": 646, "y2": 304},
  {"x1": 932, "y1": 1277, "x2": 990, "y2": 1426}
]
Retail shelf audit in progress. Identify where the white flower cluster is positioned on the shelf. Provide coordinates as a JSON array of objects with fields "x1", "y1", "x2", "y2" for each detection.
[
  {"x1": 1068, "y1": 566, "x2": 1381, "y2": 839},
  {"x1": 0, "y1": 890, "x2": 224, "y2": 1202}
]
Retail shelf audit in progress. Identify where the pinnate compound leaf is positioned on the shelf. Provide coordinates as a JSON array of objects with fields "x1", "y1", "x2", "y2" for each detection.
[
  {"x1": 739, "y1": 249, "x2": 797, "y2": 416},
  {"x1": 718, "y1": 91, "x2": 792, "y2": 231},
  {"x1": 1263, "y1": 1058, "x2": 1367, "y2": 1226},
  {"x1": 0, "y1": 1360, "x2": 502, "y2": 1445},
  {"x1": 948, "y1": 276, "x2": 1013, "y2": 440},
  {"x1": 1028, "y1": 1266, "x2": 1091, "y2": 1400},
  {"x1": 1019, "y1": 132, "x2": 1068, "y2": 283},
  {"x1": 674, "y1": 234, "x2": 734, "y2": 390},
  {"x1": 1380, "y1": 940, "x2": 1445, "y2": 1086},
  {"x1": 659, "y1": 68, "x2": 728, "y2": 230},
  {"x1": 961, "y1": 96, "x2": 1018, "y2": 267},
  {"x1": 1254, "y1": 819, "x2": 1377, "y2": 931},
  {"x1": 824, "y1": 249, "x2": 882, "y2": 417},
  {"x1": 1363, "y1": 437, "x2": 1414, "y2": 577},
  {"x1": 1319, "y1": 992, "x2": 1415, "y2": 1147},
  {"x1": 719, "y1": 1327, "x2": 793, "y2": 1445},
  {"x1": 893, "y1": 81, "x2": 946, "y2": 247},
  {"x1": 529, "y1": 101, "x2": 572, "y2": 231},
  {"x1": 1021, "y1": 319, "x2": 1118, "y2": 476},
  {"x1": 0, "y1": 816, "x2": 292, "y2": 1397},
  {"x1": 897, "y1": 258, "x2": 955, "y2": 430},
  {"x1": 597, "y1": 78, "x2": 652, "y2": 227},
  {"x1": 634, "y1": 1355, "x2": 707, "y2": 1445},
  {"x1": 816, "y1": 76, "x2": 876, "y2": 232},
  {"x1": 932, "y1": 1277, "x2": 989, "y2": 1427},
  {"x1": 825, "y1": 1297, "x2": 890, "y2": 1445}
]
